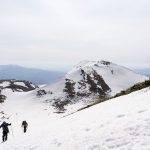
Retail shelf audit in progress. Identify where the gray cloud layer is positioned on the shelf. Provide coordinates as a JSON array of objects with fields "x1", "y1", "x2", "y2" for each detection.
[{"x1": 0, "y1": 0, "x2": 150, "y2": 70}]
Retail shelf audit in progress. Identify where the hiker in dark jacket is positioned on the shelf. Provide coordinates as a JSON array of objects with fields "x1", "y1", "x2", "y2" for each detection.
[
  {"x1": 21, "y1": 120, "x2": 28, "y2": 133},
  {"x1": 0, "y1": 121, "x2": 11, "y2": 142}
]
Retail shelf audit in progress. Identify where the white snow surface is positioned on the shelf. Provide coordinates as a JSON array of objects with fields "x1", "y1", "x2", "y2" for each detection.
[
  {"x1": 15, "y1": 82, "x2": 26, "y2": 87},
  {"x1": 0, "y1": 87, "x2": 150, "y2": 150},
  {"x1": 0, "y1": 82, "x2": 10, "y2": 88}
]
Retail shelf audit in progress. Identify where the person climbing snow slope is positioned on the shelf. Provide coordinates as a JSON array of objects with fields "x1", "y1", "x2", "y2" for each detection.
[{"x1": 0, "y1": 121, "x2": 11, "y2": 142}]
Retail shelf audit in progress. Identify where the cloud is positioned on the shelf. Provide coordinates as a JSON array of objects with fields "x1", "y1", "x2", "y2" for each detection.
[{"x1": 0, "y1": 0, "x2": 150, "y2": 69}]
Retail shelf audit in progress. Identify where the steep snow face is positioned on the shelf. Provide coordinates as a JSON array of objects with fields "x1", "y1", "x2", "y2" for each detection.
[
  {"x1": 1, "y1": 85, "x2": 150, "y2": 149},
  {"x1": 41, "y1": 60, "x2": 148, "y2": 109}
]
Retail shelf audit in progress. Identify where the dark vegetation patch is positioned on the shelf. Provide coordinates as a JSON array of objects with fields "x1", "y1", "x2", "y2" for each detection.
[
  {"x1": 63, "y1": 79, "x2": 76, "y2": 98},
  {"x1": 52, "y1": 98, "x2": 70, "y2": 112},
  {"x1": 113, "y1": 79, "x2": 150, "y2": 98},
  {"x1": 36, "y1": 89, "x2": 47, "y2": 97}
]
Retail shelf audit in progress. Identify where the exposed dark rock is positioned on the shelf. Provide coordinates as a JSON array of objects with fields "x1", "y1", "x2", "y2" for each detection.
[
  {"x1": 0, "y1": 79, "x2": 38, "y2": 92},
  {"x1": 80, "y1": 69, "x2": 86, "y2": 80},
  {"x1": 100, "y1": 60, "x2": 111, "y2": 66},
  {"x1": 0, "y1": 79, "x2": 38, "y2": 102},
  {"x1": 0, "y1": 95, "x2": 6, "y2": 103}
]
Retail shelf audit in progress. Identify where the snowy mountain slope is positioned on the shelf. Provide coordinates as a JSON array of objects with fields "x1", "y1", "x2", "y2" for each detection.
[
  {"x1": 0, "y1": 85, "x2": 150, "y2": 149},
  {"x1": 39, "y1": 60, "x2": 148, "y2": 110}
]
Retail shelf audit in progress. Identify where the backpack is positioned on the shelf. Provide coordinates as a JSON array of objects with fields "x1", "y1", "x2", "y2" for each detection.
[
  {"x1": 22, "y1": 121, "x2": 28, "y2": 127},
  {"x1": 3, "y1": 125, "x2": 9, "y2": 133}
]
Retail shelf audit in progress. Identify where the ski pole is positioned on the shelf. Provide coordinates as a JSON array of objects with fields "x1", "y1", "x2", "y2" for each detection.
[{"x1": 10, "y1": 125, "x2": 14, "y2": 137}]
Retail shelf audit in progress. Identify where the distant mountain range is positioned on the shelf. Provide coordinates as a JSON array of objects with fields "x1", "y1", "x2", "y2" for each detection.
[
  {"x1": 133, "y1": 68, "x2": 150, "y2": 77},
  {"x1": 0, "y1": 65, "x2": 65, "y2": 85}
]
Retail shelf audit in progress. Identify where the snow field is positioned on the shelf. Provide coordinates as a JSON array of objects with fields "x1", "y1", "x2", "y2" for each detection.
[{"x1": 0, "y1": 87, "x2": 150, "y2": 149}]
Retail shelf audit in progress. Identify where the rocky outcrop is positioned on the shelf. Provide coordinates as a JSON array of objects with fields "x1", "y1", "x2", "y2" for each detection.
[{"x1": 0, "y1": 79, "x2": 38, "y2": 103}]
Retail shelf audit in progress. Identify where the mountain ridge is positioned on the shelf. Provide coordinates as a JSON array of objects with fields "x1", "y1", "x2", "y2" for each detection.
[{"x1": 0, "y1": 65, "x2": 65, "y2": 85}]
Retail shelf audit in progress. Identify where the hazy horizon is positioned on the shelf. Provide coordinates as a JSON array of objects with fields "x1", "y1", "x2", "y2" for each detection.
[{"x1": 0, "y1": 61, "x2": 149, "y2": 73}]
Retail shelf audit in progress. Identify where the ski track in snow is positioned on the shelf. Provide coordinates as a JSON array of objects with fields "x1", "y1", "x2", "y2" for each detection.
[{"x1": 0, "y1": 88, "x2": 150, "y2": 150}]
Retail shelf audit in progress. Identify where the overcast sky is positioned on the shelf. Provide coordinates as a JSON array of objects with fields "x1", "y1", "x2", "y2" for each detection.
[{"x1": 0, "y1": 0, "x2": 150, "y2": 71}]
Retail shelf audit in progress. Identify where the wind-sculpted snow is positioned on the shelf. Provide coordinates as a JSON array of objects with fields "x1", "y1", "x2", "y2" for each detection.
[{"x1": 0, "y1": 85, "x2": 150, "y2": 150}]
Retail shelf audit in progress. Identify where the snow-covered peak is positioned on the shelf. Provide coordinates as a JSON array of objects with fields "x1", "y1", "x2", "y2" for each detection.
[
  {"x1": 73, "y1": 60, "x2": 112, "y2": 69},
  {"x1": 65, "y1": 60, "x2": 112, "y2": 85},
  {"x1": 40, "y1": 60, "x2": 148, "y2": 111},
  {"x1": 65, "y1": 60, "x2": 148, "y2": 94}
]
